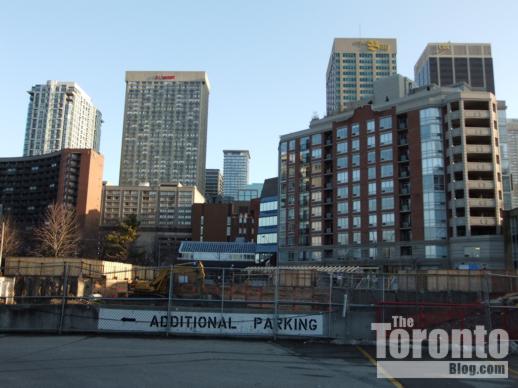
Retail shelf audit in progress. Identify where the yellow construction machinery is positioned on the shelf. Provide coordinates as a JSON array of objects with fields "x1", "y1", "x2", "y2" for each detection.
[{"x1": 129, "y1": 262, "x2": 205, "y2": 297}]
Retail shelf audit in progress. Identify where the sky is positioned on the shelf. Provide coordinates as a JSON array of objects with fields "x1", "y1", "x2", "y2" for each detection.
[{"x1": 1, "y1": 0, "x2": 517, "y2": 185}]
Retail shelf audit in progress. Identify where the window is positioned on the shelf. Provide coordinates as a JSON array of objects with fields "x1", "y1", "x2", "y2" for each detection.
[
  {"x1": 368, "y1": 166, "x2": 376, "y2": 180},
  {"x1": 382, "y1": 229, "x2": 395, "y2": 242},
  {"x1": 367, "y1": 120, "x2": 375, "y2": 133},
  {"x1": 367, "y1": 135, "x2": 375, "y2": 148},
  {"x1": 352, "y1": 184, "x2": 360, "y2": 197},
  {"x1": 369, "y1": 198, "x2": 377, "y2": 212},
  {"x1": 352, "y1": 169, "x2": 360, "y2": 182},
  {"x1": 311, "y1": 176, "x2": 321, "y2": 188},
  {"x1": 259, "y1": 216, "x2": 278, "y2": 227},
  {"x1": 337, "y1": 171, "x2": 348, "y2": 184},
  {"x1": 311, "y1": 236, "x2": 322, "y2": 246},
  {"x1": 381, "y1": 196, "x2": 394, "y2": 210},
  {"x1": 311, "y1": 191, "x2": 321, "y2": 202},
  {"x1": 352, "y1": 200, "x2": 361, "y2": 213},
  {"x1": 381, "y1": 180, "x2": 393, "y2": 193},
  {"x1": 351, "y1": 123, "x2": 360, "y2": 136},
  {"x1": 311, "y1": 133, "x2": 322, "y2": 145},
  {"x1": 352, "y1": 139, "x2": 360, "y2": 151},
  {"x1": 369, "y1": 230, "x2": 377, "y2": 242},
  {"x1": 337, "y1": 142, "x2": 348, "y2": 154},
  {"x1": 369, "y1": 248, "x2": 377, "y2": 259},
  {"x1": 311, "y1": 206, "x2": 322, "y2": 217},
  {"x1": 337, "y1": 202, "x2": 347, "y2": 214},
  {"x1": 337, "y1": 157, "x2": 347, "y2": 169},
  {"x1": 425, "y1": 245, "x2": 447, "y2": 258},
  {"x1": 380, "y1": 132, "x2": 392, "y2": 145},
  {"x1": 352, "y1": 216, "x2": 361, "y2": 228},
  {"x1": 368, "y1": 151, "x2": 376, "y2": 164},
  {"x1": 382, "y1": 213, "x2": 395, "y2": 226},
  {"x1": 368, "y1": 182, "x2": 377, "y2": 195},
  {"x1": 312, "y1": 162, "x2": 322, "y2": 174},
  {"x1": 311, "y1": 148, "x2": 322, "y2": 159},
  {"x1": 369, "y1": 214, "x2": 377, "y2": 226},
  {"x1": 338, "y1": 217, "x2": 348, "y2": 229},
  {"x1": 352, "y1": 154, "x2": 360, "y2": 166},
  {"x1": 381, "y1": 164, "x2": 393, "y2": 178},
  {"x1": 380, "y1": 148, "x2": 392, "y2": 161},
  {"x1": 337, "y1": 233, "x2": 348, "y2": 245},
  {"x1": 353, "y1": 232, "x2": 361, "y2": 244},
  {"x1": 337, "y1": 186, "x2": 348, "y2": 198},
  {"x1": 379, "y1": 116, "x2": 392, "y2": 130},
  {"x1": 337, "y1": 127, "x2": 347, "y2": 139}
]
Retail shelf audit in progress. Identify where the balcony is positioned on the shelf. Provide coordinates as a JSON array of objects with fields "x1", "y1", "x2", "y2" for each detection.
[
  {"x1": 464, "y1": 110, "x2": 490, "y2": 119},
  {"x1": 398, "y1": 137, "x2": 408, "y2": 146},
  {"x1": 450, "y1": 217, "x2": 466, "y2": 227},
  {"x1": 448, "y1": 181, "x2": 465, "y2": 191},
  {"x1": 467, "y1": 162, "x2": 493, "y2": 172},
  {"x1": 470, "y1": 216, "x2": 497, "y2": 226},
  {"x1": 469, "y1": 198, "x2": 496, "y2": 208},
  {"x1": 464, "y1": 127, "x2": 492, "y2": 137},
  {"x1": 466, "y1": 144, "x2": 493, "y2": 154},
  {"x1": 400, "y1": 203, "x2": 411, "y2": 212},
  {"x1": 324, "y1": 183, "x2": 333, "y2": 190},
  {"x1": 468, "y1": 180, "x2": 495, "y2": 190}
]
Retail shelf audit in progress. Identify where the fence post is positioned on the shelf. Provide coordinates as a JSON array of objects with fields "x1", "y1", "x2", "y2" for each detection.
[
  {"x1": 484, "y1": 272, "x2": 492, "y2": 332},
  {"x1": 273, "y1": 267, "x2": 279, "y2": 340},
  {"x1": 166, "y1": 265, "x2": 174, "y2": 337},
  {"x1": 221, "y1": 268, "x2": 225, "y2": 314},
  {"x1": 327, "y1": 272, "x2": 333, "y2": 338},
  {"x1": 58, "y1": 263, "x2": 69, "y2": 335}
]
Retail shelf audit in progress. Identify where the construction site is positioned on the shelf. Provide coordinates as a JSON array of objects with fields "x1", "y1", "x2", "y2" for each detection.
[{"x1": 0, "y1": 256, "x2": 517, "y2": 341}]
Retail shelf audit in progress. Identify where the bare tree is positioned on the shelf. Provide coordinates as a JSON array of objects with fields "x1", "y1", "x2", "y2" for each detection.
[
  {"x1": 0, "y1": 215, "x2": 20, "y2": 257},
  {"x1": 33, "y1": 203, "x2": 80, "y2": 257}
]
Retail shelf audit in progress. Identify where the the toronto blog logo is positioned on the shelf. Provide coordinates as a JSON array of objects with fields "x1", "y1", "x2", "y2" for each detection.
[{"x1": 371, "y1": 315, "x2": 509, "y2": 379}]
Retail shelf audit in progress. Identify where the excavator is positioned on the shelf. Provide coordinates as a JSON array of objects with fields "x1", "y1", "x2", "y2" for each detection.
[{"x1": 129, "y1": 261, "x2": 206, "y2": 298}]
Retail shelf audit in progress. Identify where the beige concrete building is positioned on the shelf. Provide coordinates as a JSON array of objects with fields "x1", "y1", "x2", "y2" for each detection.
[
  {"x1": 326, "y1": 38, "x2": 397, "y2": 115},
  {"x1": 119, "y1": 71, "x2": 210, "y2": 192},
  {"x1": 100, "y1": 183, "x2": 205, "y2": 262}
]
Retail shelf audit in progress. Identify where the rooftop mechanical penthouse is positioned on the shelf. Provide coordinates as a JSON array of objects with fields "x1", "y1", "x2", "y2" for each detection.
[{"x1": 278, "y1": 76, "x2": 505, "y2": 270}]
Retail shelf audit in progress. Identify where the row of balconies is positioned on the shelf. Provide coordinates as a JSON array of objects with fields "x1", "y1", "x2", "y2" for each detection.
[
  {"x1": 451, "y1": 127, "x2": 492, "y2": 138},
  {"x1": 449, "y1": 198, "x2": 497, "y2": 208},
  {"x1": 448, "y1": 180, "x2": 495, "y2": 191},
  {"x1": 448, "y1": 110, "x2": 490, "y2": 121},
  {"x1": 447, "y1": 144, "x2": 494, "y2": 156},
  {"x1": 450, "y1": 216, "x2": 497, "y2": 227},
  {"x1": 447, "y1": 162, "x2": 493, "y2": 173}
]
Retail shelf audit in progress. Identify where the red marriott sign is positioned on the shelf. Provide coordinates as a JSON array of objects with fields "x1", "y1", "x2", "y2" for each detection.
[{"x1": 155, "y1": 75, "x2": 176, "y2": 80}]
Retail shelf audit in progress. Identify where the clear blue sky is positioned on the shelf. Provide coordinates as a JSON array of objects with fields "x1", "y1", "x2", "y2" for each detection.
[{"x1": 1, "y1": 0, "x2": 517, "y2": 184}]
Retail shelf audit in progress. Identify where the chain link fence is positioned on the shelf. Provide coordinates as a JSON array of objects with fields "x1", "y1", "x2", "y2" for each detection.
[{"x1": 1, "y1": 263, "x2": 518, "y2": 341}]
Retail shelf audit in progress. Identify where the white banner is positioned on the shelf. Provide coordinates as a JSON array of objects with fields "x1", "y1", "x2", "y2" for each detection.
[{"x1": 98, "y1": 308, "x2": 324, "y2": 337}]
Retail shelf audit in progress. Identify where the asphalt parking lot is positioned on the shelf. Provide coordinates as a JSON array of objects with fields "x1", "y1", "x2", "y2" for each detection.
[{"x1": 0, "y1": 335, "x2": 516, "y2": 387}]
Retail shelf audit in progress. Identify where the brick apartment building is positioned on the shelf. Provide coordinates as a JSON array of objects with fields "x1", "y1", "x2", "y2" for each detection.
[{"x1": 278, "y1": 75, "x2": 505, "y2": 269}]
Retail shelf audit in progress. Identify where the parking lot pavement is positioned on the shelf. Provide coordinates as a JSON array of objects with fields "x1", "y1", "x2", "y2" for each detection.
[
  {"x1": 0, "y1": 335, "x2": 392, "y2": 388},
  {"x1": 0, "y1": 335, "x2": 516, "y2": 387}
]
